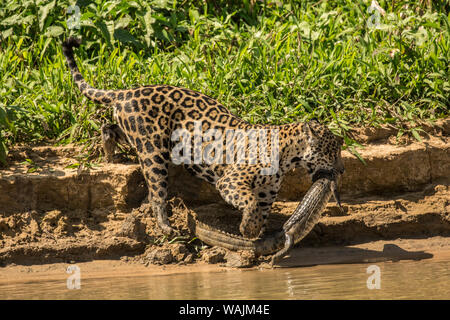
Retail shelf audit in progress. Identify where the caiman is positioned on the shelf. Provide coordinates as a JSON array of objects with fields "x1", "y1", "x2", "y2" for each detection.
[{"x1": 189, "y1": 171, "x2": 341, "y2": 264}]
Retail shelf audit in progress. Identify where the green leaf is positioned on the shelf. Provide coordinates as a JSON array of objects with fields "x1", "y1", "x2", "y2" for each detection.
[
  {"x1": 0, "y1": 140, "x2": 7, "y2": 165},
  {"x1": 115, "y1": 16, "x2": 132, "y2": 29},
  {"x1": 38, "y1": 0, "x2": 56, "y2": 31},
  {"x1": 0, "y1": 107, "x2": 7, "y2": 127},
  {"x1": 1, "y1": 28, "x2": 14, "y2": 39},
  {"x1": 411, "y1": 129, "x2": 422, "y2": 142},
  {"x1": 0, "y1": 14, "x2": 23, "y2": 26},
  {"x1": 143, "y1": 10, "x2": 154, "y2": 46},
  {"x1": 189, "y1": 8, "x2": 200, "y2": 24},
  {"x1": 114, "y1": 28, "x2": 138, "y2": 45},
  {"x1": 44, "y1": 25, "x2": 64, "y2": 37},
  {"x1": 95, "y1": 20, "x2": 112, "y2": 46},
  {"x1": 349, "y1": 146, "x2": 366, "y2": 165},
  {"x1": 65, "y1": 163, "x2": 80, "y2": 169}
]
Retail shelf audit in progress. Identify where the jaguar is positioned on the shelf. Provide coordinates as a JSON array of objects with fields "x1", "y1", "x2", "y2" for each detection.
[{"x1": 62, "y1": 37, "x2": 344, "y2": 239}]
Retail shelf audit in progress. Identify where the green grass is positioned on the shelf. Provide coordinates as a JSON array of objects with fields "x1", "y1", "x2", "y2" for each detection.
[{"x1": 0, "y1": 0, "x2": 449, "y2": 165}]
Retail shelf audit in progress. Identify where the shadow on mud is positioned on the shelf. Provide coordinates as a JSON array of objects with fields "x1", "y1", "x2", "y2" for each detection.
[{"x1": 275, "y1": 243, "x2": 434, "y2": 268}]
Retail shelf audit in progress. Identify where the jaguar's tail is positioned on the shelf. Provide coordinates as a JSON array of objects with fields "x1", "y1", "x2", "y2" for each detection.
[{"x1": 62, "y1": 37, "x2": 115, "y2": 104}]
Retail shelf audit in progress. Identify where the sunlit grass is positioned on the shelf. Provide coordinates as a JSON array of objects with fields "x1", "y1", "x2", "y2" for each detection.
[{"x1": 0, "y1": 0, "x2": 449, "y2": 164}]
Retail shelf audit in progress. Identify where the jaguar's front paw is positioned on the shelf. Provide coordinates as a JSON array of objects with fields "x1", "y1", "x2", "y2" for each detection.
[{"x1": 239, "y1": 222, "x2": 261, "y2": 239}]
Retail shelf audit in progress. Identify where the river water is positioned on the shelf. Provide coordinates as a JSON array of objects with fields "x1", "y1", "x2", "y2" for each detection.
[{"x1": 1, "y1": 259, "x2": 449, "y2": 299}]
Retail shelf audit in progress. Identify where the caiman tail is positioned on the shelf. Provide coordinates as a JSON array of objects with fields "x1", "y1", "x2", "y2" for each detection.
[
  {"x1": 191, "y1": 177, "x2": 334, "y2": 260},
  {"x1": 193, "y1": 220, "x2": 286, "y2": 255}
]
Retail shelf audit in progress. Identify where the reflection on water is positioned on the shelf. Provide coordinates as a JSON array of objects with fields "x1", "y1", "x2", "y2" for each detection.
[{"x1": 1, "y1": 259, "x2": 450, "y2": 299}]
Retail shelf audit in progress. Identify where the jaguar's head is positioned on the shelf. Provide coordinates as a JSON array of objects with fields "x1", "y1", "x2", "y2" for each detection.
[{"x1": 300, "y1": 119, "x2": 345, "y2": 182}]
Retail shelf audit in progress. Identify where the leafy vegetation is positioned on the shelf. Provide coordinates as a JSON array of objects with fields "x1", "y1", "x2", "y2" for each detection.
[{"x1": 0, "y1": 0, "x2": 449, "y2": 165}]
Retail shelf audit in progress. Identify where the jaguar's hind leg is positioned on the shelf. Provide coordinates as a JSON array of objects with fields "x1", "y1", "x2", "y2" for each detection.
[
  {"x1": 137, "y1": 136, "x2": 178, "y2": 236},
  {"x1": 101, "y1": 124, "x2": 129, "y2": 163}
]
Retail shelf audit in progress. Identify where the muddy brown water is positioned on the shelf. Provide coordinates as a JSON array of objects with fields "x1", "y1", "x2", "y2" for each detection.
[{"x1": 1, "y1": 259, "x2": 449, "y2": 299}]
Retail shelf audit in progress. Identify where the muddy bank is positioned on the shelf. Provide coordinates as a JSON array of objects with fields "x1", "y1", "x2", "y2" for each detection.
[
  {"x1": 1, "y1": 136, "x2": 448, "y2": 212},
  {"x1": 1, "y1": 184, "x2": 449, "y2": 267},
  {"x1": 0, "y1": 133, "x2": 449, "y2": 267}
]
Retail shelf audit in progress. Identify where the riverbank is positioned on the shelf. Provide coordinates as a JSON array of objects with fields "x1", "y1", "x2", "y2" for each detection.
[
  {"x1": 2, "y1": 236, "x2": 450, "y2": 284},
  {"x1": 1, "y1": 236, "x2": 450, "y2": 299},
  {"x1": 0, "y1": 121, "x2": 449, "y2": 268}
]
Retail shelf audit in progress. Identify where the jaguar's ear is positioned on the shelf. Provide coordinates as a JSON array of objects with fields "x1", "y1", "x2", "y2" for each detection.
[{"x1": 302, "y1": 122, "x2": 319, "y2": 143}]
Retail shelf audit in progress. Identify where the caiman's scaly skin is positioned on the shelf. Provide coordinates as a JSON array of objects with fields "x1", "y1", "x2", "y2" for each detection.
[
  {"x1": 190, "y1": 176, "x2": 335, "y2": 263},
  {"x1": 271, "y1": 177, "x2": 334, "y2": 263}
]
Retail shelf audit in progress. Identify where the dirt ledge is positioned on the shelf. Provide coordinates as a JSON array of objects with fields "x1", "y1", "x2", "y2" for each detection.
[{"x1": 0, "y1": 135, "x2": 449, "y2": 267}]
